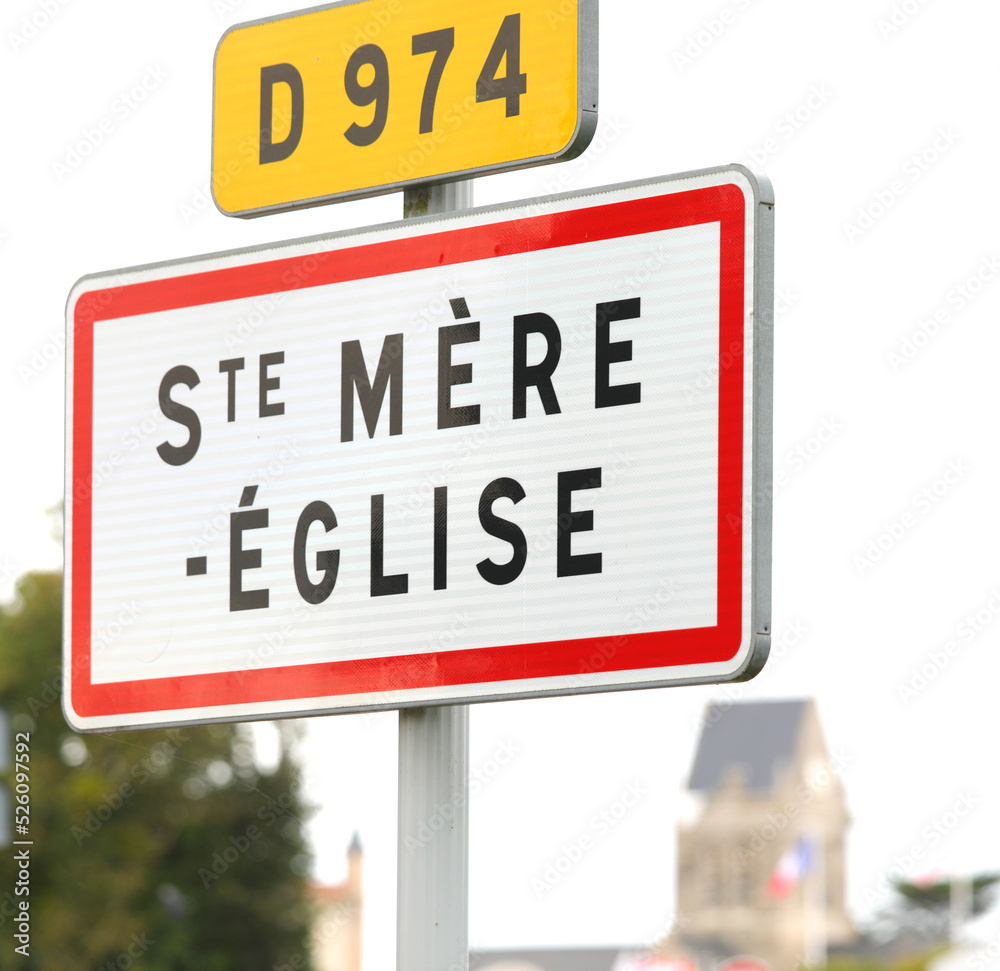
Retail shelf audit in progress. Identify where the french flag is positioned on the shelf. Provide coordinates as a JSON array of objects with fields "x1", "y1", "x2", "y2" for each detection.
[{"x1": 768, "y1": 835, "x2": 814, "y2": 898}]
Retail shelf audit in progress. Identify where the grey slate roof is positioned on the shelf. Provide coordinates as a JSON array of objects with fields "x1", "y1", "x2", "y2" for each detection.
[{"x1": 687, "y1": 699, "x2": 807, "y2": 793}]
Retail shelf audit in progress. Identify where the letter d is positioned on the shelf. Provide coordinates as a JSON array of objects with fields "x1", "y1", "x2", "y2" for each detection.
[{"x1": 259, "y1": 63, "x2": 304, "y2": 164}]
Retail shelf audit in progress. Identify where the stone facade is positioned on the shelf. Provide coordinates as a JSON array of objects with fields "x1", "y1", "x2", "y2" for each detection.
[
  {"x1": 668, "y1": 699, "x2": 854, "y2": 971},
  {"x1": 310, "y1": 834, "x2": 363, "y2": 971}
]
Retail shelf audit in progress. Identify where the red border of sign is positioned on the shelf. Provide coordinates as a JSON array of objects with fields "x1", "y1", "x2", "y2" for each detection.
[{"x1": 69, "y1": 183, "x2": 746, "y2": 718}]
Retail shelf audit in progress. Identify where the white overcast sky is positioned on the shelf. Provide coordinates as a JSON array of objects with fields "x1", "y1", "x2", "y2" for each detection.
[{"x1": 5, "y1": 0, "x2": 1000, "y2": 967}]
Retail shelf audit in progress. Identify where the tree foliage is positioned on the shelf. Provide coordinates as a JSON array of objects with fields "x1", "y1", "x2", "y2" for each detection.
[
  {"x1": 0, "y1": 572, "x2": 316, "y2": 970},
  {"x1": 865, "y1": 872, "x2": 1000, "y2": 949},
  {"x1": 894, "y1": 874, "x2": 999, "y2": 918}
]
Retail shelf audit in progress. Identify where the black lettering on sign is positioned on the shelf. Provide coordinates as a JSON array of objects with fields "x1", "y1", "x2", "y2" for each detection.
[
  {"x1": 341, "y1": 334, "x2": 403, "y2": 442},
  {"x1": 370, "y1": 493, "x2": 408, "y2": 597},
  {"x1": 294, "y1": 500, "x2": 339, "y2": 604},
  {"x1": 438, "y1": 320, "x2": 481, "y2": 429},
  {"x1": 156, "y1": 365, "x2": 201, "y2": 466},
  {"x1": 477, "y1": 477, "x2": 527, "y2": 586},
  {"x1": 513, "y1": 312, "x2": 561, "y2": 419},
  {"x1": 259, "y1": 63, "x2": 304, "y2": 164},
  {"x1": 476, "y1": 14, "x2": 527, "y2": 118},
  {"x1": 259, "y1": 351, "x2": 285, "y2": 418},
  {"x1": 434, "y1": 486, "x2": 448, "y2": 591},
  {"x1": 344, "y1": 45, "x2": 390, "y2": 147},
  {"x1": 412, "y1": 28, "x2": 454, "y2": 135},
  {"x1": 219, "y1": 357, "x2": 244, "y2": 422},
  {"x1": 595, "y1": 298, "x2": 642, "y2": 409},
  {"x1": 557, "y1": 467, "x2": 603, "y2": 577},
  {"x1": 230, "y1": 485, "x2": 269, "y2": 611}
]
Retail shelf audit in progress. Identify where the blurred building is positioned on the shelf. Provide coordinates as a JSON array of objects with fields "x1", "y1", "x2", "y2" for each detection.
[
  {"x1": 470, "y1": 948, "x2": 688, "y2": 970},
  {"x1": 664, "y1": 698, "x2": 855, "y2": 971},
  {"x1": 310, "y1": 834, "x2": 363, "y2": 971}
]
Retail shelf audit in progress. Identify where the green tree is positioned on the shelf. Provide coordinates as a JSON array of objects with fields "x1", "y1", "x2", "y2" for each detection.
[
  {"x1": 892, "y1": 873, "x2": 1000, "y2": 941},
  {"x1": 895, "y1": 873, "x2": 999, "y2": 917},
  {"x1": 0, "y1": 571, "x2": 316, "y2": 970},
  {"x1": 866, "y1": 872, "x2": 1000, "y2": 949}
]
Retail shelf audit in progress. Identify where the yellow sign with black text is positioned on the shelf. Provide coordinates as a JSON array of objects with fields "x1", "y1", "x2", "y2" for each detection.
[{"x1": 212, "y1": 0, "x2": 598, "y2": 217}]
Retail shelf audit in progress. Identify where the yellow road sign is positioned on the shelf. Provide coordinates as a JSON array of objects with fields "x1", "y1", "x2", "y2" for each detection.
[{"x1": 212, "y1": 0, "x2": 598, "y2": 217}]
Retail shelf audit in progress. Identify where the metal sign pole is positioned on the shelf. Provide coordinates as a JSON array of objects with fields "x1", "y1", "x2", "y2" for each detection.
[
  {"x1": 397, "y1": 704, "x2": 470, "y2": 971},
  {"x1": 397, "y1": 180, "x2": 473, "y2": 971}
]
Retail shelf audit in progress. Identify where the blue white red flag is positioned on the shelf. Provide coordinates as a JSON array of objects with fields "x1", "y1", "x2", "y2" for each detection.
[{"x1": 767, "y1": 835, "x2": 814, "y2": 898}]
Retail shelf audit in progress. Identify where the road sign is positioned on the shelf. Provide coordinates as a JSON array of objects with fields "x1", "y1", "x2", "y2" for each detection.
[
  {"x1": 212, "y1": 0, "x2": 598, "y2": 217},
  {"x1": 64, "y1": 166, "x2": 773, "y2": 731}
]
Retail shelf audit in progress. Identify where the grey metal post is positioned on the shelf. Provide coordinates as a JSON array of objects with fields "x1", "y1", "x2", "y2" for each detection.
[
  {"x1": 403, "y1": 180, "x2": 473, "y2": 220},
  {"x1": 397, "y1": 178, "x2": 473, "y2": 971}
]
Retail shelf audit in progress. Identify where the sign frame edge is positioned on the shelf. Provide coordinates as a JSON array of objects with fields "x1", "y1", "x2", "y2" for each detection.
[{"x1": 63, "y1": 163, "x2": 773, "y2": 732}]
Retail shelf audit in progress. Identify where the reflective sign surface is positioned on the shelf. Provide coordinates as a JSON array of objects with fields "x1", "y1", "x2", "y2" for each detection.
[
  {"x1": 212, "y1": 0, "x2": 598, "y2": 216},
  {"x1": 65, "y1": 167, "x2": 772, "y2": 730}
]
